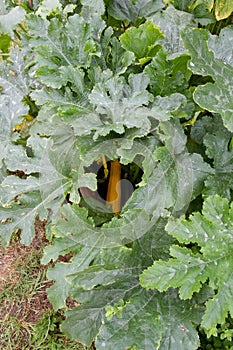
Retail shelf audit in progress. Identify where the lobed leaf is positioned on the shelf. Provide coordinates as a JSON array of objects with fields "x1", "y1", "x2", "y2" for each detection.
[
  {"x1": 191, "y1": 115, "x2": 233, "y2": 199},
  {"x1": 49, "y1": 222, "x2": 201, "y2": 348},
  {"x1": 0, "y1": 127, "x2": 79, "y2": 245},
  {"x1": 0, "y1": 6, "x2": 25, "y2": 33},
  {"x1": 141, "y1": 195, "x2": 233, "y2": 336},
  {"x1": 1, "y1": 1, "x2": 232, "y2": 347},
  {"x1": 120, "y1": 20, "x2": 164, "y2": 60},
  {"x1": 145, "y1": 48, "x2": 191, "y2": 96},
  {"x1": 108, "y1": 0, "x2": 164, "y2": 23},
  {"x1": 152, "y1": 5, "x2": 196, "y2": 56},
  {"x1": 96, "y1": 289, "x2": 201, "y2": 350},
  {"x1": 182, "y1": 28, "x2": 233, "y2": 132}
]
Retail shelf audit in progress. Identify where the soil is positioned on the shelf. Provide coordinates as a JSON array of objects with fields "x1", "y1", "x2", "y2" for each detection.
[
  {"x1": 0, "y1": 218, "x2": 53, "y2": 325},
  {"x1": 0, "y1": 218, "x2": 89, "y2": 349}
]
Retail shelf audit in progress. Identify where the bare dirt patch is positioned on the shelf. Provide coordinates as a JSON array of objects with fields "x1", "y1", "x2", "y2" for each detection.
[
  {"x1": 0, "y1": 218, "x2": 53, "y2": 345},
  {"x1": 0, "y1": 218, "x2": 88, "y2": 349}
]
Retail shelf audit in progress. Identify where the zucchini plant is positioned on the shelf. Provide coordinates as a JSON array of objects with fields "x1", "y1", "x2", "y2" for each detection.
[{"x1": 0, "y1": 0, "x2": 233, "y2": 349}]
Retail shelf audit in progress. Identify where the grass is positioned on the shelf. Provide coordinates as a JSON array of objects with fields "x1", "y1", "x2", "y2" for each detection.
[{"x1": 0, "y1": 221, "x2": 92, "y2": 350}]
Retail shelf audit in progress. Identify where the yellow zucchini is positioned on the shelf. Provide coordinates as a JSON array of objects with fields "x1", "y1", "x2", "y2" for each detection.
[{"x1": 106, "y1": 160, "x2": 121, "y2": 216}]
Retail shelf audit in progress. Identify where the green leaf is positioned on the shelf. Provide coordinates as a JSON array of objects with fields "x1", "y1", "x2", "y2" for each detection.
[
  {"x1": 189, "y1": 153, "x2": 214, "y2": 199},
  {"x1": 0, "y1": 33, "x2": 11, "y2": 56},
  {"x1": 203, "y1": 123, "x2": 233, "y2": 200},
  {"x1": 108, "y1": 36, "x2": 134, "y2": 74},
  {"x1": 0, "y1": 48, "x2": 31, "y2": 105},
  {"x1": 81, "y1": 0, "x2": 105, "y2": 15},
  {"x1": 141, "y1": 245, "x2": 208, "y2": 296},
  {"x1": 1, "y1": 1, "x2": 233, "y2": 346},
  {"x1": 152, "y1": 5, "x2": 196, "y2": 56},
  {"x1": 51, "y1": 116, "x2": 211, "y2": 250},
  {"x1": 165, "y1": 0, "x2": 194, "y2": 12},
  {"x1": 35, "y1": 0, "x2": 62, "y2": 19},
  {"x1": 0, "y1": 48, "x2": 30, "y2": 172},
  {"x1": 191, "y1": 0, "x2": 214, "y2": 12},
  {"x1": 190, "y1": 0, "x2": 216, "y2": 25},
  {"x1": 182, "y1": 28, "x2": 233, "y2": 132},
  {"x1": 208, "y1": 27, "x2": 233, "y2": 66},
  {"x1": 145, "y1": 47, "x2": 191, "y2": 96},
  {"x1": 0, "y1": 6, "x2": 25, "y2": 33},
  {"x1": 49, "y1": 222, "x2": 201, "y2": 348},
  {"x1": 215, "y1": 0, "x2": 233, "y2": 20},
  {"x1": 87, "y1": 72, "x2": 155, "y2": 138},
  {"x1": 68, "y1": 117, "x2": 210, "y2": 243},
  {"x1": 0, "y1": 192, "x2": 47, "y2": 246},
  {"x1": 190, "y1": 115, "x2": 233, "y2": 199},
  {"x1": 45, "y1": 244, "x2": 99, "y2": 309},
  {"x1": 120, "y1": 21, "x2": 164, "y2": 60},
  {"x1": 96, "y1": 289, "x2": 201, "y2": 350},
  {"x1": 26, "y1": 13, "x2": 99, "y2": 70},
  {"x1": 190, "y1": 114, "x2": 224, "y2": 145},
  {"x1": 61, "y1": 289, "x2": 117, "y2": 346},
  {"x1": 36, "y1": 65, "x2": 86, "y2": 91},
  {"x1": 152, "y1": 93, "x2": 187, "y2": 113},
  {"x1": 141, "y1": 195, "x2": 233, "y2": 336},
  {"x1": 60, "y1": 243, "x2": 142, "y2": 345},
  {"x1": 108, "y1": 0, "x2": 164, "y2": 23},
  {"x1": 0, "y1": 126, "x2": 79, "y2": 245},
  {"x1": 30, "y1": 86, "x2": 88, "y2": 110},
  {"x1": 0, "y1": 96, "x2": 26, "y2": 169}
]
